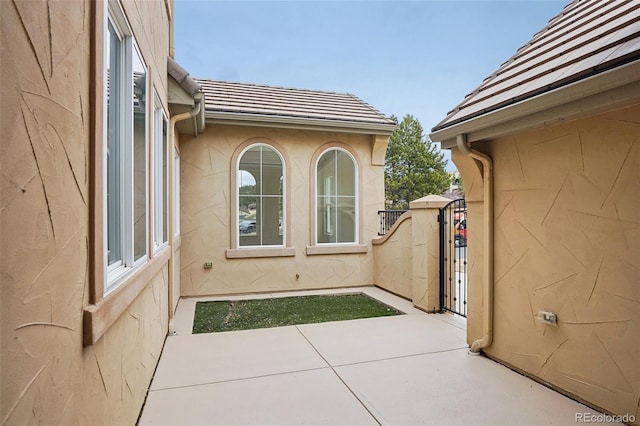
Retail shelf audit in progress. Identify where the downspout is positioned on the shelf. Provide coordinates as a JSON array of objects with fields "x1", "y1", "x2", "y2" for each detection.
[
  {"x1": 456, "y1": 134, "x2": 494, "y2": 353},
  {"x1": 167, "y1": 95, "x2": 202, "y2": 334}
]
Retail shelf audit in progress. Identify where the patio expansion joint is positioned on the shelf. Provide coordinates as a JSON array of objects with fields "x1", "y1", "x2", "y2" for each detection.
[
  {"x1": 293, "y1": 325, "x2": 383, "y2": 426},
  {"x1": 147, "y1": 365, "x2": 333, "y2": 393},
  {"x1": 328, "y1": 346, "x2": 471, "y2": 369}
]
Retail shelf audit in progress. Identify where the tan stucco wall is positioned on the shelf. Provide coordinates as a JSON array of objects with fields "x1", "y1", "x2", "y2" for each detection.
[
  {"x1": 180, "y1": 125, "x2": 386, "y2": 295},
  {"x1": 1, "y1": 1, "x2": 172, "y2": 424},
  {"x1": 409, "y1": 196, "x2": 452, "y2": 312},
  {"x1": 373, "y1": 214, "x2": 413, "y2": 299},
  {"x1": 372, "y1": 195, "x2": 451, "y2": 308},
  {"x1": 458, "y1": 103, "x2": 640, "y2": 420}
]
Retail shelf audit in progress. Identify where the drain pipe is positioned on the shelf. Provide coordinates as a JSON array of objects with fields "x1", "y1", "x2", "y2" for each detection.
[
  {"x1": 168, "y1": 95, "x2": 202, "y2": 334},
  {"x1": 456, "y1": 134, "x2": 494, "y2": 353}
]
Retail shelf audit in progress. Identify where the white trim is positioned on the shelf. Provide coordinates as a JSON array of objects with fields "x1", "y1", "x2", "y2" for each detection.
[
  {"x1": 174, "y1": 148, "x2": 180, "y2": 238},
  {"x1": 153, "y1": 91, "x2": 169, "y2": 252},
  {"x1": 104, "y1": 0, "x2": 149, "y2": 294}
]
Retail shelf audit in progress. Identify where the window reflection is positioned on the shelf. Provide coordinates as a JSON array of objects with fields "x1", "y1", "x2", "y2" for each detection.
[{"x1": 238, "y1": 145, "x2": 284, "y2": 247}]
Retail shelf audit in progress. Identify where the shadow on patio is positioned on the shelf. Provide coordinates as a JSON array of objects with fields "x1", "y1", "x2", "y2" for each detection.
[{"x1": 139, "y1": 287, "x2": 611, "y2": 425}]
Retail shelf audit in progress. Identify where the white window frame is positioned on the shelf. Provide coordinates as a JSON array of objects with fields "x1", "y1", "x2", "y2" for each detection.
[
  {"x1": 314, "y1": 148, "x2": 359, "y2": 245},
  {"x1": 174, "y1": 148, "x2": 180, "y2": 238},
  {"x1": 235, "y1": 143, "x2": 286, "y2": 248},
  {"x1": 104, "y1": 0, "x2": 148, "y2": 293},
  {"x1": 153, "y1": 92, "x2": 169, "y2": 252}
]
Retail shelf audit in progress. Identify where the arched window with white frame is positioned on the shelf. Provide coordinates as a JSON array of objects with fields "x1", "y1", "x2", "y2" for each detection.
[
  {"x1": 237, "y1": 144, "x2": 285, "y2": 247},
  {"x1": 315, "y1": 148, "x2": 358, "y2": 244}
]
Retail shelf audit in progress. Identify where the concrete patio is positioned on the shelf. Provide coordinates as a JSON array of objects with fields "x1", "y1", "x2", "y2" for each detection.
[{"x1": 139, "y1": 287, "x2": 613, "y2": 425}]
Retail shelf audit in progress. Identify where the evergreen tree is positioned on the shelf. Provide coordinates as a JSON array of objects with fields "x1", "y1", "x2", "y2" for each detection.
[{"x1": 385, "y1": 114, "x2": 451, "y2": 209}]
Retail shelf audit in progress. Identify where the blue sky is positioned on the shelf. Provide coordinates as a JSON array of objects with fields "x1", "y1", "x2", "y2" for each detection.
[{"x1": 174, "y1": 0, "x2": 567, "y2": 170}]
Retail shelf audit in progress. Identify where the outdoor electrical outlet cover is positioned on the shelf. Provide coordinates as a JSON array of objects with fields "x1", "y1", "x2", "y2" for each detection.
[{"x1": 537, "y1": 311, "x2": 558, "y2": 325}]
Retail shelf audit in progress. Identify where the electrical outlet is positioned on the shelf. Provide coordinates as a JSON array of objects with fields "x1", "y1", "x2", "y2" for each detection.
[{"x1": 537, "y1": 311, "x2": 557, "y2": 325}]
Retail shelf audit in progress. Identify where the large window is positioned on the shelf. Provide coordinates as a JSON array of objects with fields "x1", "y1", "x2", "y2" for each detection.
[
  {"x1": 105, "y1": 1, "x2": 148, "y2": 292},
  {"x1": 153, "y1": 93, "x2": 168, "y2": 251},
  {"x1": 237, "y1": 144, "x2": 284, "y2": 247},
  {"x1": 316, "y1": 149, "x2": 357, "y2": 244},
  {"x1": 174, "y1": 147, "x2": 180, "y2": 238}
]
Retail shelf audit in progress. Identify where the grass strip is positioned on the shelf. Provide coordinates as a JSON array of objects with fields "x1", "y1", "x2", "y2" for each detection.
[{"x1": 193, "y1": 293, "x2": 402, "y2": 333}]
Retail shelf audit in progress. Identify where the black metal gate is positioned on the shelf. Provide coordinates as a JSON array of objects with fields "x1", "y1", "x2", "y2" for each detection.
[{"x1": 438, "y1": 199, "x2": 468, "y2": 317}]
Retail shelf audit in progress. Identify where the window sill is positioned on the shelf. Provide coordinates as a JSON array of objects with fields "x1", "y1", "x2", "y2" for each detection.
[
  {"x1": 225, "y1": 247, "x2": 296, "y2": 259},
  {"x1": 83, "y1": 246, "x2": 171, "y2": 346},
  {"x1": 306, "y1": 244, "x2": 368, "y2": 255}
]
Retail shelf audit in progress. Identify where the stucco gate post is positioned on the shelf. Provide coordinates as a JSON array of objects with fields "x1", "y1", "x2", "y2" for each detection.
[{"x1": 409, "y1": 195, "x2": 452, "y2": 312}]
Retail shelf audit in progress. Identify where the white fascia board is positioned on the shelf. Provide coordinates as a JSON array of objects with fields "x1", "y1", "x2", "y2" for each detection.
[
  {"x1": 205, "y1": 111, "x2": 397, "y2": 136},
  {"x1": 431, "y1": 60, "x2": 640, "y2": 148}
]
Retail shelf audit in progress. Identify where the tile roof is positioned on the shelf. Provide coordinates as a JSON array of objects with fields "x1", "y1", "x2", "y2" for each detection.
[
  {"x1": 196, "y1": 79, "x2": 397, "y2": 130},
  {"x1": 432, "y1": 0, "x2": 640, "y2": 133}
]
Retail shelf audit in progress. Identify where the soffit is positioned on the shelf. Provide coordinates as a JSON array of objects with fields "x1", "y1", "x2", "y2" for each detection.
[{"x1": 431, "y1": 0, "x2": 640, "y2": 136}]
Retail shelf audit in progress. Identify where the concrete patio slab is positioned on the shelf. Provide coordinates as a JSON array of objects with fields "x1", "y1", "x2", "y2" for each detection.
[
  {"x1": 150, "y1": 326, "x2": 327, "y2": 390},
  {"x1": 297, "y1": 313, "x2": 468, "y2": 366},
  {"x1": 140, "y1": 368, "x2": 378, "y2": 425},
  {"x1": 334, "y1": 348, "x2": 606, "y2": 425},
  {"x1": 141, "y1": 287, "x2": 617, "y2": 425}
]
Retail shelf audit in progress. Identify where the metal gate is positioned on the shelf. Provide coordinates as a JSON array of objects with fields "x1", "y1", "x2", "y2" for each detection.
[{"x1": 438, "y1": 199, "x2": 468, "y2": 317}]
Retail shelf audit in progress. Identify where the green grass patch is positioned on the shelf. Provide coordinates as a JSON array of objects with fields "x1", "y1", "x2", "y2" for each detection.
[{"x1": 193, "y1": 293, "x2": 403, "y2": 333}]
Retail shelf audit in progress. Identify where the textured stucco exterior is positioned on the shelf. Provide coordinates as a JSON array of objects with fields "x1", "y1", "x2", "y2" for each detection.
[
  {"x1": 372, "y1": 196, "x2": 452, "y2": 311},
  {"x1": 457, "y1": 104, "x2": 640, "y2": 420},
  {"x1": 1, "y1": 1, "x2": 173, "y2": 424},
  {"x1": 373, "y1": 214, "x2": 413, "y2": 299},
  {"x1": 180, "y1": 125, "x2": 386, "y2": 296}
]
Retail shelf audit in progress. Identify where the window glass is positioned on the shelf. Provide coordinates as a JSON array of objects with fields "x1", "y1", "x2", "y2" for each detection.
[
  {"x1": 316, "y1": 149, "x2": 357, "y2": 244},
  {"x1": 162, "y1": 119, "x2": 168, "y2": 240},
  {"x1": 174, "y1": 148, "x2": 180, "y2": 237},
  {"x1": 238, "y1": 145, "x2": 284, "y2": 247},
  {"x1": 104, "y1": 4, "x2": 148, "y2": 292},
  {"x1": 153, "y1": 94, "x2": 168, "y2": 250},
  {"x1": 107, "y1": 19, "x2": 122, "y2": 268},
  {"x1": 133, "y1": 47, "x2": 147, "y2": 261}
]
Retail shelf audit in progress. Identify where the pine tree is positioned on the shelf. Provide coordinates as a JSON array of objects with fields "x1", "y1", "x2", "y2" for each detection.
[{"x1": 385, "y1": 114, "x2": 451, "y2": 209}]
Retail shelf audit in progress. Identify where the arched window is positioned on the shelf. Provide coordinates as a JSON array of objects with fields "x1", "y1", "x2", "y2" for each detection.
[
  {"x1": 315, "y1": 148, "x2": 357, "y2": 244},
  {"x1": 237, "y1": 144, "x2": 284, "y2": 247}
]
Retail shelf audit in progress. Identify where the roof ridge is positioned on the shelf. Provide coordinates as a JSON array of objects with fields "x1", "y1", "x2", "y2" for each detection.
[{"x1": 195, "y1": 78, "x2": 351, "y2": 97}]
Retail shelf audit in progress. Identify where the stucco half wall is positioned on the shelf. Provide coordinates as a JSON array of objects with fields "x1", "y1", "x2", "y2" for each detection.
[
  {"x1": 179, "y1": 124, "x2": 386, "y2": 295},
  {"x1": 454, "y1": 103, "x2": 640, "y2": 420}
]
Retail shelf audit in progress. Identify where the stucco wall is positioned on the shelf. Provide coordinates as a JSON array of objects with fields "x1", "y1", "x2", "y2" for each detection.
[
  {"x1": 1, "y1": 1, "x2": 172, "y2": 424},
  {"x1": 373, "y1": 214, "x2": 413, "y2": 299},
  {"x1": 459, "y1": 103, "x2": 640, "y2": 419},
  {"x1": 180, "y1": 125, "x2": 386, "y2": 295}
]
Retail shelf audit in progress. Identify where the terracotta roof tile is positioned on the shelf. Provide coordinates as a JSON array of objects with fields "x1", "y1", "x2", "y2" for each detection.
[{"x1": 433, "y1": 0, "x2": 640, "y2": 132}]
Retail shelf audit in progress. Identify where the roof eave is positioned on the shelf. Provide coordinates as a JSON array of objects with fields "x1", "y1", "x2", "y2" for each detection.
[
  {"x1": 431, "y1": 60, "x2": 640, "y2": 148},
  {"x1": 205, "y1": 111, "x2": 397, "y2": 135}
]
